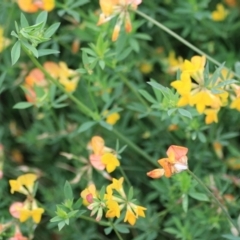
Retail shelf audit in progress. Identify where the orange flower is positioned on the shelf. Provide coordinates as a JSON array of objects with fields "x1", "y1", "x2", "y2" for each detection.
[
  {"x1": 17, "y1": 0, "x2": 55, "y2": 13},
  {"x1": 147, "y1": 145, "x2": 188, "y2": 179}
]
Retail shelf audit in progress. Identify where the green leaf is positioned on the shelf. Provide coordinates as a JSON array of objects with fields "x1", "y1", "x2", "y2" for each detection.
[
  {"x1": 99, "y1": 60, "x2": 105, "y2": 69},
  {"x1": 99, "y1": 121, "x2": 113, "y2": 131},
  {"x1": 104, "y1": 227, "x2": 113, "y2": 235},
  {"x1": 21, "y1": 40, "x2": 38, "y2": 58},
  {"x1": 77, "y1": 121, "x2": 96, "y2": 133},
  {"x1": 115, "y1": 225, "x2": 130, "y2": 234},
  {"x1": 73, "y1": 198, "x2": 82, "y2": 209},
  {"x1": 11, "y1": 41, "x2": 21, "y2": 65},
  {"x1": 138, "y1": 89, "x2": 157, "y2": 104},
  {"x1": 178, "y1": 108, "x2": 192, "y2": 119},
  {"x1": 222, "y1": 235, "x2": 240, "y2": 240},
  {"x1": 0, "y1": 72, "x2": 6, "y2": 93},
  {"x1": 64, "y1": 181, "x2": 73, "y2": 199},
  {"x1": 38, "y1": 49, "x2": 60, "y2": 57},
  {"x1": 50, "y1": 216, "x2": 62, "y2": 222},
  {"x1": 127, "y1": 187, "x2": 134, "y2": 201},
  {"x1": 36, "y1": 11, "x2": 48, "y2": 27},
  {"x1": 167, "y1": 108, "x2": 177, "y2": 116},
  {"x1": 20, "y1": 13, "x2": 29, "y2": 28},
  {"x1": 67, "y1": 210, "x2": 79, "y2": 218},
  {"x1": 188, "y1": 192, "x2": 209, "y2": 201},
  {"x1": 44, "y1": 22, "x2": 61, "y2": 38},
  {"x1": 13, "y1": 102, "x2": 33, "y2": 109},
  {"x1": 58, "y1": 221, "x2": 66, "y2": 231},
  {"x1": 182, "y1": 194, "x2": 188, "y2": 213}
]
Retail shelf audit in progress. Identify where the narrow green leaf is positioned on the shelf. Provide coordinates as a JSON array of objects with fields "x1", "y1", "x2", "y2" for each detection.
[
  {"x1": 21, "y1": 40, "x2": 38, "y2": 58},
  {"x1": 138, "y1": 89, "x2": 157, "y2": 104},
  {"x1": 104, "y1": 227, "x2": 113, "y2": 235},
  {"x1": 38, "y1": 49, "x2": 60, "y2": 57},
  {"x1": 178, "y1": 108, "x2": 192, "y2": 119},
  {"x1": 99, "y1": 121, "x2": 113, "y2": 131},
  {"x1": 11, "y1": 41, "x2": 21, "y2": 65},
  {"x1": 77, "y1": 121, "x2": 96, "y2": 133},
  {"x1": 44, "y1": 22, "x2": 61, "y2": 38},
  {"x1": 99, "y1": 60, "x2": 105, "y2": 69},
  {"x1": 222, "y1": 234, "x2": 240, "y2": 240},
  {"x1": 64, "y1": 181, "x2": 73, "y2": 199},
  {"x1": 13, "y1": 102, "x2": 33, "y2": 109},
  {"x1": 50, "y1": 216, "x2": 62, "y2": 222},
  {"x1": 115, "y1": 225, "x2": 130, "y2": 234},
  {"x1": 127, "y1": 187, "x2": 134, "y2": 201},
  {"x1": 36, "y1": 11, "x2": 48, "y2": 27},
  {"x1": 182, "y1": 194, "x2": 188, "y2": 213},
  {"x1": 20, "y1": 13, "x2": 29, "y2": 28},
  {"x1": 189, "y1": 192, "x2": 209, "y2": 201},
  {"x1": 58, "y1": 221, "x2": 65, "y2": 231}
]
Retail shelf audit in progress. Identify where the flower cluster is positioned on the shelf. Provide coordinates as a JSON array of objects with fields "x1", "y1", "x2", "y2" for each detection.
[
  {"x1": 171, "y1": 55, "x2": 240, "y2": 124},
  {"x1": 97, "y1": 0, "x2": 142, "y2": 41},
  {"x1": 17, "y1": 0, "x2": 55, "y2": 13},
  {"x1": 88, "y1": 136, "x2": 120, "y2": 173},
  {"x1": 147, "y1": 145, "x2": 188, "y2": 179},
  {"x1": 9, "y1": 173, "x2": 44, "y2": 224},
  {"x1": 81, "y1": 177, "x2": 146, "y2": 225},
  {"x1": 23, "y1": 61, "x2": 79, "y2": 105},
  {"x1": 211, "y1": 4, "x2": 228, "y2": 21}
]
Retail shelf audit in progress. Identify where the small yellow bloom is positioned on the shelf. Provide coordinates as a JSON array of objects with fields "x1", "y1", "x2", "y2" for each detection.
[
  {"x1": 167, "y1": 51, "x2": 183, "y2": 74},
  {"x1": 124, "y1": 208, "x2": 136, "y2": 226},
  {"x1": 106, "y1": 200, "x2": 120, "y2": 218},
  {"x1": 80, "y1": 184, "x2": 97, "y2": 206},
  {"x1": 106, "y1": 112, "x2": 120, "y2": 125},
  {"x1": 204, "y1": 108, "x2": 219, "y2": 124},
  {"x1": 9, "y1": 173, "x2": 37, "y2": 195},
  {"x1": 212, "y1": 4, "x2": 228, "y2": 21},
  {"x1": 190, "y1": 91, "x2": 214, "y2": 113},
  {"x1": 139, "y1": 62, "x2": 153, "y2": 74},
  {"x1": 19, "y1": 207, "x2": 44, "y2": 224},
  {"x1": 230, "y1": 97, "x2": 240, "y2": 111},
  {"x1": 171, "y1": 72, "x2": 192, "y2": 96},
  {"x1": 101, "y1": 153, "x2": 120, "y2": 173},
  {"x1": 182, "y1": 55, "x2": 206, "y2": 76}
]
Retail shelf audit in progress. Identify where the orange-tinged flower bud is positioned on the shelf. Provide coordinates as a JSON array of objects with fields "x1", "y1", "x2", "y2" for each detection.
[
  {"x1": 112, "y1": 24, "x2": 121, "y2": 42},
  {"x1": 146, "y1": 169, "x2": 165, "y2": 179},
  {"x1": 125, "y1": 13, "x2": 132, "y2": 33},
  {"x1": 99, "y1": 0, "x2": 114, "y2": 16}
]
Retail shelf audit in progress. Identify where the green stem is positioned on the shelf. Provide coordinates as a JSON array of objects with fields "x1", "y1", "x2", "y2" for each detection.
[
  {"x1": 111, "y1": 222, "x2": 124, "y2": 240},
  {"x1": 118, "y1": 166, "x2": 131, "y2": 187},
  {"x1": 134, "y1": 9, "x2": 240, "y2": 79},
  {"x1": 119, "y1": 74, "x2": 149, "y2": 108},
  {"x1": 187, "y1": 169, "x2": 239, "y2": 233},
  {"x1": 112, "y1": 129, "x2": 158, "y2": 167},
  {"x1": 79, "y1": 215, "x2": 109, "y2": 226}
]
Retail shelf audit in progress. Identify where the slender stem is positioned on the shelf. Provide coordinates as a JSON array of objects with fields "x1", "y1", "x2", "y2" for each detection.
[
  {"x1": 118, "y1": 166, "x2": 131, "y2": 187},
  {"x1": 79, "y1": 215, "x2": 110, "y2": 226},
  {"x1": 111, "y1": 222, "x2": 124, "y2": 240},
  {"x1": 112, "y1": 129, "x2": 158, "y2": 167},
  {"x1": 134, "y1": 9, "x2": 240, "y2": 79},
  {"x1": 187, "y1": 169, "x2": 239, "y2": 233},
  {"x1": 119, "y1": 74, "x2": 149, "y2": 108}
]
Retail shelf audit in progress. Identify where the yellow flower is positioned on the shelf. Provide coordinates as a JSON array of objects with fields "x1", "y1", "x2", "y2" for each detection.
[
  {"x1": 17, "y1": 0, "x2": 55, "y2": 13},
  {"x1": 58, "y1": 62, "x2": 79, "y2": 93},
  {"x1": 139, "y1": 62, "x2": 153, "y2": 74},
  {"x1": 80, "y1": 184, "x2": 97, "y2": 206},
  {"x1": 106, "y1": 200, "x2": 120, "y2": 218},
  {"x1": 204, "y1": 108, "x2": 219, "y2": 124},
  {"x1": 212, "y1": 4, "x2": 228, "y2": 21},
  {"x1": 171, "y1": 72, "x2": 192, "y2": 96},
  {"x1": 182, "y1": 55, "x2": 206, "y2": 77},
  {"x1": 167, "y1": 51, "x2": 183, "y2": 74},
  {"x1": 9, "y1": 173, "x2": 37, "y2": 195},
  {"x1": 0, "y1": 27, "x2": 10, "y2": 53},
  {"x1": 230, "y1": 97, "x2": 240, "y2": 111},
  {"x1": 124, "y1": 207, "x2": 137, "y2": 225},
  {"x1": 101, "y1": 153, "x2": 120, "y2": 173},
  {"x1": 19, "y1": 207, "x2": 44, "y2": 224},
  {"x1": 105, "y1": 112, "x2": 120, "y2": 125}
]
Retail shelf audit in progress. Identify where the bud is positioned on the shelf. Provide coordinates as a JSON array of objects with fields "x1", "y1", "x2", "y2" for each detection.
[{"x1": 147, "y1": 169, "x2": 165, "y2": 179}]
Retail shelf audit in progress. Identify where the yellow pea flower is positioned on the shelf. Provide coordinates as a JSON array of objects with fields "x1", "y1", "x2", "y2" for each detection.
[
  {"x1": 230, "y1": 97, "x2": 240, "y2": 111},
  {"x1": 19, "y1": 207, "x2": 44, "y2": 224},
  {"x1": 101, "y1": 153, "x2": 120, "y2": 173},
  {"x1": 80, "y1": 184, "x2": 97, "y2": 206},
  {"x1": 204, "y1": 108, "x2": 219, "y2": 124},
  {"x1": 106, "y1": 112, "x2": 120, "y2": 125},
  {"x1": 212, "y1": 4, "x2": 228, "y2": 21},
  {"x1": 171, "y1": 72, "x2": 192, "y2": 96},
  {"x1": 124, "y1": 207, "x2": 137, "y2": 226},
  {"x1": 106, "y1": 200, "x2": 120, "y2": 218},
  {"x1": 0, "y1": 27, "x2": 10, "y2": 53},
  {"x1": 17, "y1": 0, "x2": 55, "y2": 13}
]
